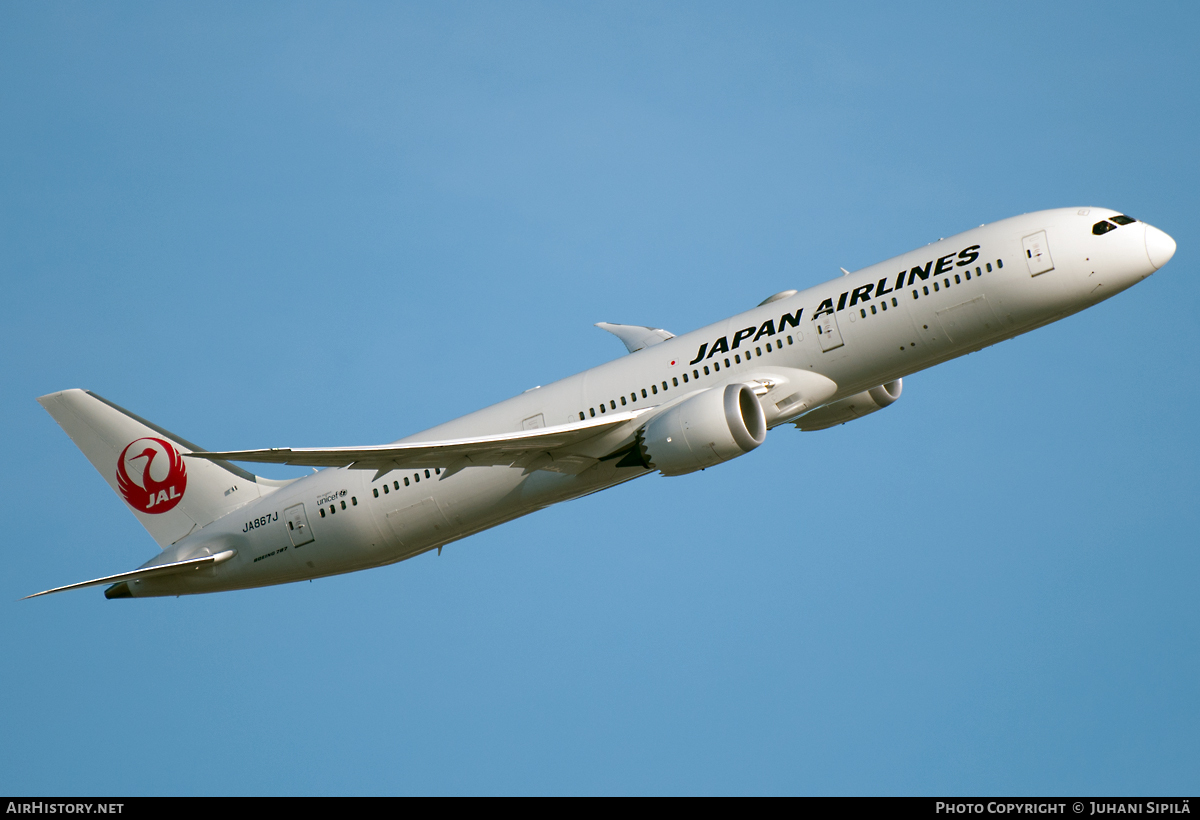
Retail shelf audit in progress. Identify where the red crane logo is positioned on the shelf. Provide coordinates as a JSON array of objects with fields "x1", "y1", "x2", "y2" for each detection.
[{"x1": 116, "y1": 437, "x2": 188, "y2": 514}]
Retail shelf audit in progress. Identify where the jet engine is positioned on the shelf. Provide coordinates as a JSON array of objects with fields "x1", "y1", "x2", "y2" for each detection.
[
  {"x1": 794, "y1": 379, "x2": 902, "y2": 431},
  {"x1": 640, "y1": 384, "x2": 767, "y2": 476}
]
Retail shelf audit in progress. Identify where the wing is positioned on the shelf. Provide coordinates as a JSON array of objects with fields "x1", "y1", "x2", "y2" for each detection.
[
  {"x1": 594, "y1": 322, "x2": 675, "y2": 353},
  {"x1": 184, "y1": 408, "x2": 654, "y2": 477}
]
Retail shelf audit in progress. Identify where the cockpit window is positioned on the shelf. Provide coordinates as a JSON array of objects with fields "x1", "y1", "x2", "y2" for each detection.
[
  {"x1": 1093, "y1": 220, "x2": 1117, "y2": 235},
  {"x1": 1110, "y1": 214, "x2": 1137, "y2": 225}
]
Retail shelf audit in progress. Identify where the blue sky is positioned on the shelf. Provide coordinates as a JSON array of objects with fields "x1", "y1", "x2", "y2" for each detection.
[{"x1": 2, "y1": 2, "x2": 1197, "y2": 795}]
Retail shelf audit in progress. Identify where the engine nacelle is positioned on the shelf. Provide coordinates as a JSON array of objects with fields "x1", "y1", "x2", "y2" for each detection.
[
  {"x1": 794, "y1": 379, "x2": 902, "y2": 431},
  {"x1": 641, "y1": 384, "x2": 767, "y2": 476}
]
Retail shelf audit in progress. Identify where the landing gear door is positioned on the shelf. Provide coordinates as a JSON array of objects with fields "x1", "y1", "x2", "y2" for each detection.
[
  {"x1": 1022, "y1": 231, "x2": 1055, "y2": 276},
  {"x1": 815, "y1": 313, "x2": 844, "y2": 352},
  {"x1": 284, "y1": 503, "x2": 315, "y2": 547}
]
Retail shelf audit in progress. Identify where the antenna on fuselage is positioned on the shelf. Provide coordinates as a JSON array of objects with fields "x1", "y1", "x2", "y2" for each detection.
[{"x1": 840, "y1": 267, "x2": 851, "y2": 276}]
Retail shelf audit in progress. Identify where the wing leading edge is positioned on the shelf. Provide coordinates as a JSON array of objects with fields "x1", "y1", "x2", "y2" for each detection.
[{"x1": 185, "y1": 408, "x2": 654, "y2": 477}]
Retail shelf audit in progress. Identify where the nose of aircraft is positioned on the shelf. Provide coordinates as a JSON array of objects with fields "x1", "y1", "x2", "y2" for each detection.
[{"x1": 1145, "y1": 224, "x2": 1177, "y2": 270}]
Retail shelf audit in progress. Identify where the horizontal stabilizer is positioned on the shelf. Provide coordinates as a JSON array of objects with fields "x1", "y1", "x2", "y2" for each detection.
[
  {"x1": 25, "y1": 550, "x2": 236, "y2": 599},
  {"x1": 595, "y1": 323, "x2": 675, "y2": 353},
  {"x1": 186, "y1": 409, "x2": 654, "y2": 472}
]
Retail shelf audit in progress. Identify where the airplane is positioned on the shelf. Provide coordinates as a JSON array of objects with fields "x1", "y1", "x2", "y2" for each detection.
[{"x1": 29, "y1": 207, "x2": 1176, "y2": 599}]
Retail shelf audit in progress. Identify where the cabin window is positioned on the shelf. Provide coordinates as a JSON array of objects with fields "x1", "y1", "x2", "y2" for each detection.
[
  {"x1": 651, "y1": 384, "x2": 658, "y2": 394},
  {"x1": 735, "y1": 354, "x2": 741, "y2": 364},
  {"x1": 996, "y1": 258, "x2": 1003, "y2": 268},
  {"x1": 986, "y1": 262, "x2": 993, "y2": 272},
  {"x1": 913, "y1": 290, "x2": 919, "y2": 299},
  {"x1": 340, "y1": 500, "x2": 347, "y2": 510},
  {"x1": 787, "y1": 336, "x2": 793, "y2": 344},
  {"x1": 352, "y1": 497, "x2": 357, "y2": 506},
  {"x1": 933, "y1": 282, "x2": 939, "y2": 292},
  {"x1": 965, "y1": 271, "x2": 971, "y2": 280},
  {"x1": 693, "y1": 369, "x2": 700, "y2": 378},
  {"x1": 703, "y1": 366, "x2": 710, "y2": 375},
  {"x1": 755, "y1": 347, "x2": 762, "y2": 356},
  {"x1": 329, "y1": 506, "x2": 336, "y2": 515},
  {"x1": 766, "y1": 342, "x2": 773, "y2": 352},
  {"x1": 320, "y1": 508, "x2": 325, "y2": 518},
  {"x1": 394, "y1": 481, "x2": 400, "y2": 490},
  {"x1": 425, "y1": 470, "x2": 430, "y2": 478},
  {"x1": 954, "y1": 274, "x2": 961, "y2": 284},
  {"x1": 870, "y1": 305, "x2": 877, "y2": 314},
  {"x1": 579, "y1": 411, "x2": 585, "y2": 420},
  {"x1": 620, "y1": 395, "x2": 627, "y2": 405},
  {"x1": 724, "y1": 358, "x2": 731, "y2": 368},
  {"x1": 404, "y1": 477, "x2": 410, "y2": 486},
  {"x1": 435, "y1": 468, "x2": 441, "y2": 475},
  {"x1": 976, "y1": 266, "x2": 982, "y2": 276},
  {"x1": 641, "y1": 389, "x2": 648, "y2": 398},
  {"x1": 682, "y1": 374, "x2": 689, "y2": 383},
  {"x1": 600, "y1": 404, "x2": 606, "y2": 413},
  {"x1": 713, "y1": 362, "x2": 720, "y2": 372},
  {"x1": 860, "y1": 309, "x2": 866, "y2": 318},
  {"x1": 662, "y1": 381, "x2": 668, "y2": 391},
  {"x1": 383, "y1": 484, "x2": 389, "y2": 494},
  {"x1": 672, "y1": 377, "x2": 678, "y2": 386},
  {"x1": 631, "y1": 393, "x2": 637, "y2": 402},
  {"x1": 589, "y1": 408, "x2": 595, "y2": 417},
  {"x1": 373, "y1": 488, "x2": 379, "y2": 498},
  {"x1": 891, "y1": 297, "x2": 897, "y2": 307},
  {"x1": 923, "y1": 286, "x2": 929, "y2": 295},
  {"x1": 414, "y1": 473, "x2": 420, "y2": 483}
]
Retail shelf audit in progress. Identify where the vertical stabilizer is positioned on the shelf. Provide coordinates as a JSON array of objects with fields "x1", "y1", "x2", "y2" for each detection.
[{"x1": 38, "y1": 389, "x2": 293, "y2": 548}]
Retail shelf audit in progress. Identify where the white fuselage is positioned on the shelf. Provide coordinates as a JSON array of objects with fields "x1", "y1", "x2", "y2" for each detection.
[{"x1": 130, "y1": 207, "x2": 1171, "y2": 596}]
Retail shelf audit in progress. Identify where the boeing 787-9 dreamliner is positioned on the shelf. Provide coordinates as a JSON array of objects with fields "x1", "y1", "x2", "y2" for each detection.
[{"x1": 31, "y1": 208, "x2": 1176, "y2": 599}]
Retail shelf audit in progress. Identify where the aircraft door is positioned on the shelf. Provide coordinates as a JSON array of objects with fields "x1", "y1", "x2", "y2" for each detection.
[
  {"x1": 284, "y1": 503, "x2": 315, "y2": 547},
  {"x1": 815, "y1": 313, "x2": 845, "y2": 352},
  {"x1": 1022, "y1": 231, "x2": 1055, "y2": 276}
]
